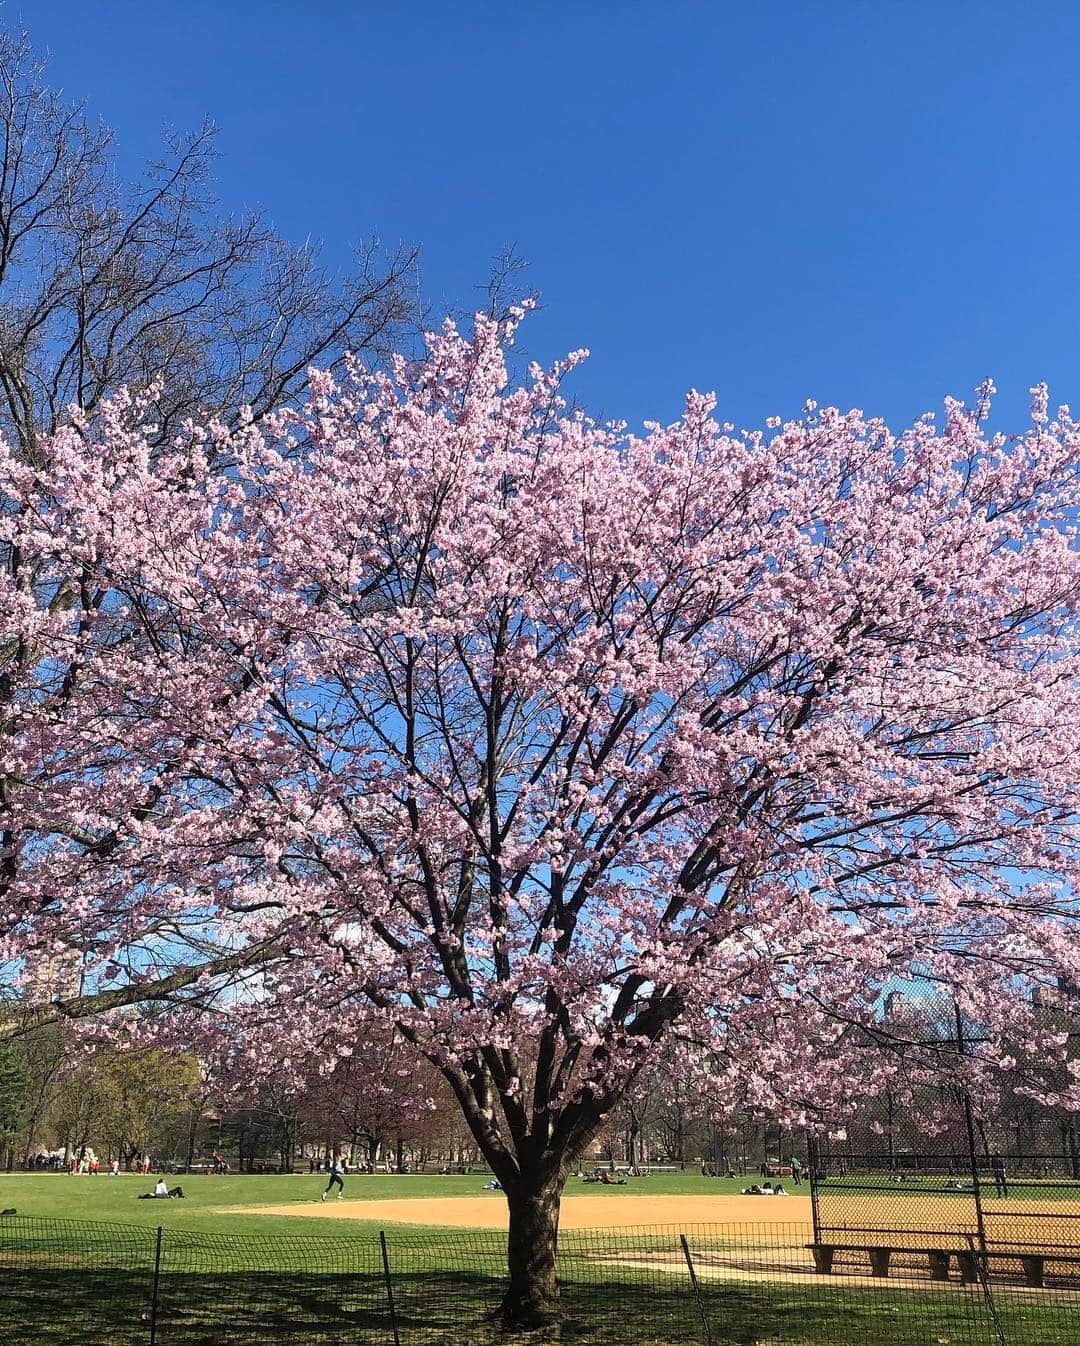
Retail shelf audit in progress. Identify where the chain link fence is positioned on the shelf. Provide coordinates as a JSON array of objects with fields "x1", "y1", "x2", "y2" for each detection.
[
  {"x1": 808, "y1": 981, "x2": 1080, "y2": 1299},
  {"x1": 2, "y1": 1214, "x2": 1079, "y2": 1344}
]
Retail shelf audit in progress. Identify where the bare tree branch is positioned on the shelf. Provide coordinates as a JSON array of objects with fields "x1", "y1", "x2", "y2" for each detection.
[{"x1": 0, "y1": 24, "x2": 420, "y2": 463}]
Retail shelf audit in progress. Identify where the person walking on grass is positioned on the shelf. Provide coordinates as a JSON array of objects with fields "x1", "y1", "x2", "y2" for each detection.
[{"x1": 321, "y1": 1154, "x2": 345, "y2": 1202}]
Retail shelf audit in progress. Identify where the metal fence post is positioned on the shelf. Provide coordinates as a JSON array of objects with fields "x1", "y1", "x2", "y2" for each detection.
[
  {"x1": 149, "y1": 1225, "x2": 163, "y2": 1346},
  {"x1": 807, "y1": 1133, "x2": 822, "y2": 1244},
  {"x1": 955, "y1": 1002, "x2": 989, "y2": 1257},
  {"x1": 379, "y1": 1229, "x2": 402, "y2": 1346},
  {"x1": 964, "y1": 1234, "x2": 1008, "y2": 1346},
  {"x1": 679, "y1": 1232, "x2": 714, "y2": 1346}
]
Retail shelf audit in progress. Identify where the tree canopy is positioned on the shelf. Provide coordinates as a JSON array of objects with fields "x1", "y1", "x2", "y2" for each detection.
[{"x1": 3, "y1": 312, "x2": 1080, "y2": 1320}]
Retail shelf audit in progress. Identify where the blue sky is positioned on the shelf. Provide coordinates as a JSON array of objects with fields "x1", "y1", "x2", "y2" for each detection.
[{"x1": 21, "y1": 1, "x2": 1080, "y2": 433}]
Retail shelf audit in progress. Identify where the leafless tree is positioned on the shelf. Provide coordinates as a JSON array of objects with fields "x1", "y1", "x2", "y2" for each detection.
[{"x1": 0, "y1": 24, "x2": 419, "y2": 463}]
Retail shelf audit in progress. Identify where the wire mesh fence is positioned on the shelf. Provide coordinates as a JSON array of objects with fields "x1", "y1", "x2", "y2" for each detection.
[
  {"x1": 0, "y1": 1216, "x2": 156, "y2": 1346},
  {"x1": 2, "y1": 1215, "x2": 1079, "y2": 1344},
  {"x1": 810, "y1": 1152, "x2": 1080, "y2": 1271},
  {"x1": 154, "y1": 1227, "x2": 392, "y2": 1345},
  {"x1": 803, "y1": 981, "x2": 1080, "y2": 1330},
  {"x1": 801, "y1": 980, "x2": 1078, "y2": 1276}
]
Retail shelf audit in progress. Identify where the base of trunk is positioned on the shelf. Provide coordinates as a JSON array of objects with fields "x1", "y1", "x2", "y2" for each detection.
[
  {"x1": 502, "y1": 1181, "x2": 561, "y2": 1329},
  {"x1": 498, "y1": 1288, "x2": 560, "y2": 1330}
]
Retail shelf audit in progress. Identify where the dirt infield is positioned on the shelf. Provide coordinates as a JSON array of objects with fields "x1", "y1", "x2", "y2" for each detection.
[
  {"x1": 235, "y1": 1188, "x2": 1080, "y2": 1252},
  {"x1": 233, "y1": 1192, "x2": 814, "y2": 1230}
]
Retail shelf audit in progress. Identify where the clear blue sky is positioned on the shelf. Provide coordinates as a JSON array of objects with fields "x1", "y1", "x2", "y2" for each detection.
[{"x1": 20, "y1": 0, "x2": 1080, "y2": 432}]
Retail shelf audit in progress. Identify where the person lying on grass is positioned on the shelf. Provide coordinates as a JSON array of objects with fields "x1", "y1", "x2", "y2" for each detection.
[{"x1": 138, "y1": 1179, "x2": 185, "y2": 1199}]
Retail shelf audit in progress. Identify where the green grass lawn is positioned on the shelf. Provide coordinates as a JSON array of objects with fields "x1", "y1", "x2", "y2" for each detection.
[
  {"x1": 2, "y1": 1171, "x2": 1078, "y2": 1344},
  {"x1": 817, "y1": 1171, "x2": 1080, "y2": 1200},
  {"x1": 1, "y1": 1169, "x2": 490, "y2": 1238},
  {"x1": 0, "y1": 1169, "x2": 764, "y2": 1239}
]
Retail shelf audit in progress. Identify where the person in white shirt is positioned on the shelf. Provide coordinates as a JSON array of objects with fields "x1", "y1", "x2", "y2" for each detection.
[{"x1": 138, "y1": 1178, "x2": 184, "y2": 1199}]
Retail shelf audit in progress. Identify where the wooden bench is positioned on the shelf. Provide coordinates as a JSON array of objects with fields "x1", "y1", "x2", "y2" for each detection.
[{"x1": 809, "y1": 1242, "x2": 1077, "y2": 1288}]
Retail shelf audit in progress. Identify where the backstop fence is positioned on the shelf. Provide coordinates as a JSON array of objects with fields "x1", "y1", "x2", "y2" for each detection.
[
  {"x1": 1, "y1": 1214, "x2": 1078, "y2": 1345},
  {"x1": 807, "y1": 982, "x2": 1080, "y2": 1296}
]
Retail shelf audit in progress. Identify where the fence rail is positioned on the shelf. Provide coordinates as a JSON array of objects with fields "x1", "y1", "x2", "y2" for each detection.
[{"x1": 1, "y1": 1214, "x2": 1078, "y2": 1344}]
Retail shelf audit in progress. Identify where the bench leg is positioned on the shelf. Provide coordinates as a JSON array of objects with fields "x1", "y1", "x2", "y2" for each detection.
[
  {"x1": 811, "y1": 1246, "x2": 835, "y2": 1274},
  {"x1": 869, "y1": 1249, "x2": 892, "y2": 1278},
  {"x1": 1021, "y1": 1256, "x2": 1045, "y2": 1289},
  {"x1": 957, "y1": 1253, "x2": 977, "y2": 1284},
  {"x1": 928, "y1": 1251, "x2": 951, "y2": 1282}
]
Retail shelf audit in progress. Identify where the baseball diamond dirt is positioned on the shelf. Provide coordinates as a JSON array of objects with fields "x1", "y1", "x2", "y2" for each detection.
[{"x1": 236, "y1": 1192, "x2": 812, "y2": 1229}]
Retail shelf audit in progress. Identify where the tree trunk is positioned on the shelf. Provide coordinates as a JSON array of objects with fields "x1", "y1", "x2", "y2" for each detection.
[
  {"x1": 502, "y1": 1175, "x2": 562, "y2": 1328},
  {"x1": 184, "y1": 1103, "x2": 201, "y2": 1173}
]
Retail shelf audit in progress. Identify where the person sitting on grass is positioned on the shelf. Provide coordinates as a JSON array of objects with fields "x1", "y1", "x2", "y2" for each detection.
[{"x1": 138, "y1": 1179, "x2": 184, "y2": 1199}]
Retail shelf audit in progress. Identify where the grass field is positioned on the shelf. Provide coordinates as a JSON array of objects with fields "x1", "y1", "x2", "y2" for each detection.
[
  {"x1": 2, "y1": 1169, "x2": 507, "y2": 1238},
  {"x1": 2, "y1": 1171, "x2": 1078, "y2": 1344},
  {"x1": 0, "y1": 1169, "x2": 776, "y2": 1238}
]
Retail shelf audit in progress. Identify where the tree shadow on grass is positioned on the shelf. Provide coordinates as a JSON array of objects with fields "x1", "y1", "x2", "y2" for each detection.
[
  {"x1": 385, "y1": 1270, "x2": 706, "y2": 1344},
  {"x1": 0, "y1": 1268, "x2": 152, "y2": 1346},
  {"x1": 4, "y1": 1263, "x2": 1078, "y2": 1345},
  {"x1": 159, "y1": 1271, "x2": 395, "y2": 1345},
  {"x1": 0, "y1": 1269, "x2": 396, "y2": 1346}
]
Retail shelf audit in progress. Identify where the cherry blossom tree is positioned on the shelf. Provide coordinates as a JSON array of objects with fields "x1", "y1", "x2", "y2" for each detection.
[
  {"x1": 200, "y1": 1007, "x2": 440, "y2": 1170},
  {"x1": 3, "y1": 311, "x2": 1080, "y2": 1323}
]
